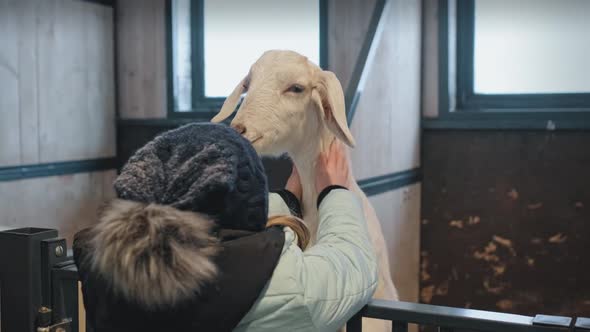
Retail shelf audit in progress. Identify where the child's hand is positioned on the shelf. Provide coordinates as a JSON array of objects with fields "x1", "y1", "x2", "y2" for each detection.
[{"x1": 315, "y1": 140, "x2": 351, "y2": 192}]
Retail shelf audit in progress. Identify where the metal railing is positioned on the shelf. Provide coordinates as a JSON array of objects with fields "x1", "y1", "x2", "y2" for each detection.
[{"x1": 347, "y1": 299, "x2": 590, "y2": 332}]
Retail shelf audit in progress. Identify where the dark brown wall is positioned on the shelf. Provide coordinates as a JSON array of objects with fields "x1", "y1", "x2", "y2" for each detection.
[{"x1": 421, "y1": 130, "x2": 590, "y2": 316}]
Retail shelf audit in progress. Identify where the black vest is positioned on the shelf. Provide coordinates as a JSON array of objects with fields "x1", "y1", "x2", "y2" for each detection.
[{"x1": 74, "y1": 226, "x2": 285, "y2": 332}]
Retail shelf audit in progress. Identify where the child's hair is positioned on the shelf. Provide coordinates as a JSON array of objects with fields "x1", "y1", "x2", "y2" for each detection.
[{"x1": 266, "y1": 215, "x2": 310, "y2": 249}]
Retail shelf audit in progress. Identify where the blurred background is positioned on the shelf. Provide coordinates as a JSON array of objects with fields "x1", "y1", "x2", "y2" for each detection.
[{"x1": 0, "y1": 0, "x2": 588, "y2": 322}]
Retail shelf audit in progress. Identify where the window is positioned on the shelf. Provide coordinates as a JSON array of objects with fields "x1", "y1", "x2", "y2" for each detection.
[
  {"x1": 446, "y1": 0, "x2": 590, "y2": 116},
  {"x1": 168, "y1": 0, "x2": 326, "y2": 116},
  {"x1": 472, "y1": 0, "x2": 590, "y2": 96}
]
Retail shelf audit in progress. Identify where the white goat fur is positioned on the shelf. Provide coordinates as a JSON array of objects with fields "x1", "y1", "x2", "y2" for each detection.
[{"x1": 212, "y1": 50, "x2": 398, "y2": 331}]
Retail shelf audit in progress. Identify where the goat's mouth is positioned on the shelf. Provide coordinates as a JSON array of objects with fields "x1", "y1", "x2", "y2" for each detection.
[{"x1": 250, "y1": 135, "x2": 263, "y2": 144}]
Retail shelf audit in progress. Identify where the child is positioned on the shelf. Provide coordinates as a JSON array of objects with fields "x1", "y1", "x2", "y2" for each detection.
[{"x1": 74, "y1": 123, "x2": 376, "y2": 331}]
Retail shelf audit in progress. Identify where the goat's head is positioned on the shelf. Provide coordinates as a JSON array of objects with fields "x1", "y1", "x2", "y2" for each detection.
[{"x1": 211, "y1": 50, "x2": 355, "y2": 156}]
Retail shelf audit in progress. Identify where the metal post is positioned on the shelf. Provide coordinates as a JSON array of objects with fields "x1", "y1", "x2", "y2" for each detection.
[
  {"x1": 347, "y1": 310, "x2": 364, "y2": 332},
  {"x1": 393, "y1": 321, "x2": 408, "y2": 332},
  {"x1": 438, "y1": 327, "x2": 454, "y2": 332},
  {"x1": 0, "y1": 228, "x2": 58, "y2": 332}
]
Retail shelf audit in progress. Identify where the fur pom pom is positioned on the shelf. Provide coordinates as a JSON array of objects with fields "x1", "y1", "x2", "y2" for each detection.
[{"x1": 87, "y1": 199, "x2": 219, "y2": 309}]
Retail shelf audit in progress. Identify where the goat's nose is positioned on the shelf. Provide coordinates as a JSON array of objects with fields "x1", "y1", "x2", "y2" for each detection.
[{"x1": 232, "y1": 123, "x2": 247, "y2": 135}]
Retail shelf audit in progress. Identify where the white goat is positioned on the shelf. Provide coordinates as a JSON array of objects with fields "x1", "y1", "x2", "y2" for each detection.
[{"x1": 212, "y1": 50, "x2": 398, "y2": 331}]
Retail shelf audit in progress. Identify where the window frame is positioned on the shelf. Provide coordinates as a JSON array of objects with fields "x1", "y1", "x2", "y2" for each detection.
[
  {"x1": 456, "y1": 0, "x2": 590, "y2": 111},
  {"x1": 166, "y1": 0, "x2": 328, "y2": 119},
  {"x1": 428, "y1": 0, "x2": 590, "y2": 130}
]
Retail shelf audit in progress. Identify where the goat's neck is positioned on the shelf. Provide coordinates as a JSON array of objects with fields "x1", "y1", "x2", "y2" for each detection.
[{"x1": 289, "y1": 129, "x2": 335, "y2": 239}]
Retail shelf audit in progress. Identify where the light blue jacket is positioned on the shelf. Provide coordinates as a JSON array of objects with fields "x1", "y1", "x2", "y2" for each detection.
[{"x1": 235, "y1": 189, "x2": 378, "y2": 332}]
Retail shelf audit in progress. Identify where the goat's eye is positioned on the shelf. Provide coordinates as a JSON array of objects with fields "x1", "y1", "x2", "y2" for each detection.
[
  {"x1": 242, "y1": 83, "x2": 249, "y2": 91},
  {"x1": 287, "y1": 84, "x2": 305, "y2": 94}
]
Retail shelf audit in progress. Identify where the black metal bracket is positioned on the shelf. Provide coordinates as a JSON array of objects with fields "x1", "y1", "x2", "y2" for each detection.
[{"x1": 0, "y1": 228, "x2": 81, "y2": 332}]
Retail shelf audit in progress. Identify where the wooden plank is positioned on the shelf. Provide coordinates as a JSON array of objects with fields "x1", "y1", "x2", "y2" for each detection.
[
  {"x1": 327, "y1": 0, "x2": 377, "y2": 90},
  {"x1": 85, "y1": 2, "x2": 116, "y2": 157},
  {"x1": 18, "y1": 0, "x2": 40, "y2": 165},
  {"x1": 38, "y1": 0, "x2": 116, "y2": 163},
  {"x1": 151, "y1": 0, "x2": 167, "y2": 118},
  {"x1": 134, "y1": 0, "x2": 155, "y2": 118},
  {"x1": 116, "y1": 0, "x2": 167, "y2": 119},
  {"x1": 104, "y1": 5, "x2": 117, "y2": 155},
  {"x1": 115, "y1": 0, "x2": 138, "y2": 117},
  {"x1": 349, "y1": 0, "x2": 422, "y2": 179},
  {"x1": 0, "y1": 0, "x2": 22, "y2": 167},
  {"x1": 137, "y1": 0, "x2": 166, "y2": 118},
  {"x1": 369, "y1": 184, "x2": 421, "y2": 304},
  {"x1": 37, "y1": 0, "x2": 88, "y2": 162},
  {"x1": 422, "y1": 0, "x2": 440, "y2": 118},
  {"x1": 58, "y1": 169, "x2": 108, "y2": 239},
  {"x1": 117, "y1": 0, "x2": 135, "y2": 118}
]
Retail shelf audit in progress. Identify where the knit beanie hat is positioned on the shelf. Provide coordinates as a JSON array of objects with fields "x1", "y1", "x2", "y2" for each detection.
[
  {"x1": 75, "y1": 123, "x2": 269, "y2": 309},
  {"x1": 115, "y1": 122, "x2": 268, "y2": 231}
]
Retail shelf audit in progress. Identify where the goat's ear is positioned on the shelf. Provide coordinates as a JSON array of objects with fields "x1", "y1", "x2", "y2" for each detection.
[
  {"x1": 211, "y1": 76, "x2": 247, "y2": 123},
  {"x1": 312, "y1": 71, "x2": 356, "y2": 147}
]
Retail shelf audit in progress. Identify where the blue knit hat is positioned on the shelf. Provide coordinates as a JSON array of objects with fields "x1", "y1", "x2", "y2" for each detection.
[{"x1": 114, "y1": 122, "x2": 268, "y2": 231}]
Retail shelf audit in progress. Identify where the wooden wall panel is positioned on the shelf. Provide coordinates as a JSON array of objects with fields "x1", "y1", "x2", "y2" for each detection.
[
  {"x1": 0, "y1": 170, "x2": 116, "y2": 243},
  {"x1": 422, "y1": 0, "x2": 439, "y2": 118},
  {"x1": 86, "y1": 2, "x2": 117, "y2": 158},
  {"x1": 349, "y1": 0, "x2": 422, "y2": 179},
  {"x1": 0, "y1": 0, "x2": 115, "y2": 166},
  {"x1": 117, "y1": 0, "x2": 167, "y2": 119},
  {"x1": 38, "y1": 0, "x2": 116, "y2": 162},
  {"x1": 327, "y1": 0, "x2": 377, "y2": 89},
  {"x1": 17, "y1": 0, "x2": 40, "y2": 165},
  {"x1": 370, "y1": 184, "x2": 421, "y2": 303},
  {"x1": 38, "y1": 0, "x2": 88, "y2": 162},
  {"x1": 0, "y1": 0, "x2": 21, "y2": 167},
  {"x1": 0, "y1": 0, "x2": 41, "y2": 167}
]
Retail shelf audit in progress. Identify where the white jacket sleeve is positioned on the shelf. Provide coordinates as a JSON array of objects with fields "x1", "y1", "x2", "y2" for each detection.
[
  {"x1": 234, "y1": 189, "x2": 377, "y2": 331},
  {"x1": 301, "y1": 189, "x2": 378, "y2": 331}
]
